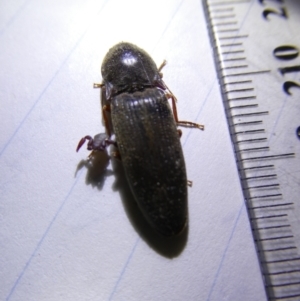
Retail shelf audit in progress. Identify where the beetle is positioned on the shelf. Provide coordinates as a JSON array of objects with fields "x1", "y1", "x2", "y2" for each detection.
[{"x1": 77, "y1": 42, "x2": 204, "y2": 236}]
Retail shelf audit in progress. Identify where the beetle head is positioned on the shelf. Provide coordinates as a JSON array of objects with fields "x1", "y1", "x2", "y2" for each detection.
[{"x1": 101, "y1": 42, "x2": 165, "y2": 99}]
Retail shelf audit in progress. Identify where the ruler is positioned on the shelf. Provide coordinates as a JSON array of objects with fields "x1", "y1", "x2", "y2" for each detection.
[{"x1": 203, "y1": 0, "x2": 300, "y2": 300}]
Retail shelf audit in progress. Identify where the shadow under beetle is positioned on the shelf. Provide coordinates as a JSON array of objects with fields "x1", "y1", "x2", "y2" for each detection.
[{"x1": 77, "y1": 42, "x2": 204, "y2": 237}]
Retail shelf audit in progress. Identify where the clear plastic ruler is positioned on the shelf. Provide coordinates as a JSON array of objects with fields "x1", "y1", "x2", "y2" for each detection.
[{"x1": 203, "y1": 0, "x2": 300, "y2": 300}]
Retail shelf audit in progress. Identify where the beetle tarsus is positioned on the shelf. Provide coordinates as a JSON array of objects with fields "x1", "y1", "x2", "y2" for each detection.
[
  {"x1": 158, "y1": 60, "x2": 167, "y2": 73},
  {"x1": 187, "y1": 180, "x2": 193, "y2": 187},
  {"x1": 166, "y1": 92, "x2": 204, "y2": 130},
  {"x1": 177, "y1": 121, "x2": 205, "y2": 130},
  {"x1": 93, "y1": 83, "x2": 104, "y2": 89},
  {"x1": 76, "y1": 135, "x2": 92, "y2": 152}
]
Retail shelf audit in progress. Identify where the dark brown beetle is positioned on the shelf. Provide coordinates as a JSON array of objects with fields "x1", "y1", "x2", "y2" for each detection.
[{"x1": 77, "y1": 42, "x2": 204, "y2": 236}]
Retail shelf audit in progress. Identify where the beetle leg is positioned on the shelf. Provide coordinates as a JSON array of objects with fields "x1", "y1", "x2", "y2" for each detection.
[
  {"x1": 177, "y1": 129, "x2": 182, "y2": 138},
  {"x1": 76, "y1": 134, "x2": 117, "y2": 152},
  {"x1": 93, "y1": 83, "x2": 104, "y2": 89},
  {"x1": 187, "y1": 180, "x2": 193, "y2": 187},
  {"x1": 102, "y1": 104, "x2": 112, "y2": 136},
  {"x1": 167, "y1": 93, "x2": 205, "y2": 130},
  {"x1": 111, "y1": 150, "x2": 121, "y2": 160},
  {"x1": 157, "y1": 60, "x2": 167, "y2": 74}
]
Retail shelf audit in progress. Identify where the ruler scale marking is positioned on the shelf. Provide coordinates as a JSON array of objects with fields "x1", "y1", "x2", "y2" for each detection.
[
  {"x1": 262, "y1": 247, "x2": 297, "y2": 253},
  {"x1": 204, "y1": 0, "x2": 300, "y2": 298}
]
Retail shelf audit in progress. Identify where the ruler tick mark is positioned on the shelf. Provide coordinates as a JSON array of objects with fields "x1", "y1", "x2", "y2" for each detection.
[
  {"x1": 219, "y1": 34, "x2": 248, "y2": 40},
  {"x1": 220, "y1": 42, "x2": 243, "y2": 47},
  {"x1": 253, "y1": 224, "x2": 291, "y2": 231},
  {"x1": 221, "y1": 50, "x2": 244, "y2": 54},
  {"x1": 234, "y1": 129, "x2": 265, "y2": 135},
  {"x1": 241, "y1": 153, "x2": 295, "y2": 161},
  {"x1": 211, "y1": 14, "x2": 235, "y2": 19},
  {"x1": 255, "y1": 235, "x2": 293, "y2": 242},
  {"x1": 261, "y1": 246, "x2": 297, "y2": 252},
  {"x1": 215, "y1": 28, "x2": 239, "y2": 33},
  {"x1": 263, "y1": 257, "x2": 300, "y2": 264},
  {"x1": 227, "y1": 95, "x2": 256, "y2": 101},
  {"x1": 209, "y1": 7, "x2": 234, "y2": 13},
  {"x1": 223, "y1": 79, "x2": 252, "y2": 85},
  {"x1": 222, "y1": 57, "x2": 246, "y2": 61},
  {"x1": 249, "y1": 202, "x2": 293, "y2": 209},
  {"x1": 242, "y1": 164, "x2": 274, "y2": 171},
  {"x1": 214, "y1": 21, "x2": 238, "y2": 26},
  {"x1": 209, "y1": 1, "x2": 251, "y2": 6},
  {"x1": 270, "y1": 293, "x2": 300, "y2": 300},
  {"x1": 251, "y1": 214, "x2": 288, "y2": 220},
  {"x1": 267, "y1": 281, "x2": 300, "y2": 288},
  {"x1": 232, "y1": 111, "x2": 268, "y2": 117},
  {"x1": 237, "y1": 138, "x2": 267, "y2": 143},
  {"x1": 225, "y1": 88, "x2": 254, "y2": 93},
  {"x1": 221, "y1": 65, "x2": 248, "y2": 70},
  {"x1": 247, "y1": 184, "x2": 280, "y2": 190},
  {"x1": 265, "y1": 269, "x2": 300, "y2": 276},
  {"x1": 222, "y1": 70, "x2": 271, "y2": 77},
  {"x1": 241, "y1": 174, "x2": 276, "y2": 180},
  {"x1": 229, "y1": 104, "x2": 258, "y2": 109},
  {"x1": 248, "y1": 193, "x2": 283, "y2": 200},
  {"x1": 233, "y1": 120, "x2": 263, "y2": 126}
]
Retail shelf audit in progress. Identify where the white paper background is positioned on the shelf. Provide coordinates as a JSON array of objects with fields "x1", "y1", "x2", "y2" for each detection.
[{"x1": 0, "y1": 0, "x2": 267, "y2": 300}]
